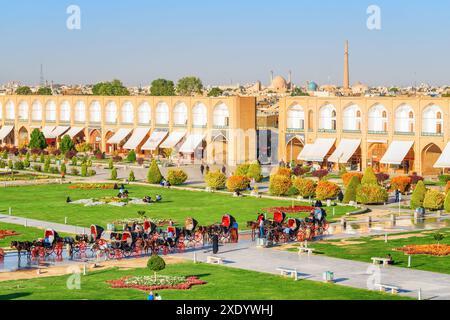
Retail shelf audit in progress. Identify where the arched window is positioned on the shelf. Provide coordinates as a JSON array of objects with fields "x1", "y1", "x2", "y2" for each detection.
[
  {"x1": 173, "y1": 102, "x2": 188, "y2": 126},
  {"x1": 46, "y1": 101, "x2": 56, "y2": 122},
  {"x1": 343, "y1": 104, "x2": 362, "y2": 131},
  {"x1": 138, "y1": 102, "x2": 151, "y2": 124},
  {"x1": 89, "y1": 101, "x2": 101, "y2": 123},
  {"x1": 213, "y1": 103, "x2": 230, "y2": 127},
  {"x1": 121, "y1": 101, "x2": 134, "y2": 124},
  {"x1": 192, "y1": 102, "x2": 207, "y2": 127},
  {"x1": 395, "y1": 104, "x2": 415, "y2": 133},
  {"x1": 18, "y1": 101, "x2": 29, "y2": 121},
  {"x1": 287, "y1": 104, "x2": 305, "y2": 130},
  {"x1": 155, "y1": 102, "x2": 169, "y2": 125},
  {"x1": 32, "y1": 101, "x2": 43, "y2": 121},
  {"x1": 368, "y1": 104, "x2": 388, "y2": 132},
  {"x1": 423, "y1": 105, "x2": 444, "y2": 134},
  {"x1": 60, "y1": 101, "x2": 71, "y2": 122},
  {"x1": 5, "y1": 101, "x2": 15, "y2": 120},
  {"x1": 319, "y1": 104, "x2": 336, "y2": 131},
  {"x1": 105, "y1": 101, "x2": 117, "y2": 124},
  {"x1": 74, "y1": 101, "x2": 86, "y2": 122}
]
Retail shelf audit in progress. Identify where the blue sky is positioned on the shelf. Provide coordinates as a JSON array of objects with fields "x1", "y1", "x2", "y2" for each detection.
[{"x1": 0, "y1": 0, "x2": 449, "y2": 86}]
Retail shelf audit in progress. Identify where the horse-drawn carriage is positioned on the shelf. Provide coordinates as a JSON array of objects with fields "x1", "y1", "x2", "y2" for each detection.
[{"x1": 29, "y1": 229, "x2": 64, "y2": 258}]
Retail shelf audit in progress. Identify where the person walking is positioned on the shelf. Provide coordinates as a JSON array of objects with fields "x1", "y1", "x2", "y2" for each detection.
[
  {"x1": 221, "y1": 165, "x2": 226, "y2": 175},
  {"x1": 212, "y1": 234, "x2": 219, "y2": 254},
  {"x1": 205, "y1": 165, "x2": 210, "y2": 175},
  {"x1": 200, "y1": 164, "x2": 205, "y2": 176},
  {"x1": 395, "y1": 189, "x2": 400, "y2": 203}
]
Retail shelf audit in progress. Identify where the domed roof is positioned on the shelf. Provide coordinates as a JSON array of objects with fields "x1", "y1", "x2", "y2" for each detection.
[
  {"x1": 308, "y1": 82, "x2": 318, "y2": 91},
  {"x1": 271, "y1": 76, "x2": 288, "y2": 89}
]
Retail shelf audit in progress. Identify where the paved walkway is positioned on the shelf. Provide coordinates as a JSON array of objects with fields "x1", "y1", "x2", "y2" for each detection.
[
  {"x1": 175, "y1": 240, "x2": 450, "y2": 300},
  {"x1": 0, "y1": 214, "x2": 87, "y2": 235}
]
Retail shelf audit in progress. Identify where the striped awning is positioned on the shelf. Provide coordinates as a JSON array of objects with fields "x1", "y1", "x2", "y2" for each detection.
[
  {"x1": 434, "y1": 142, "x2": 450, "y2": 168},
  {"x1": 328, "y1": 139, "x2": 361, "y2": 163},
  {"x1": 160, "y1": 131, "x2": 186, "y2": 149},
  {"x1": 52, "y1": 126, "x2": 70, "y2": 138},
  {"x1": 42, "y1": 126, "x2": 57, "y2": 139},
  {"x1": 179, "y1": 134, "x2": 206, "y2": 153},
  {"x1": 123, "y1": 128, "x2": 150, "y2": 150},
  {"x1": 141, "y1": 131, "x2": 168, "y2": 151},
  {"x1": 380, "y1": 141, "x2": 414, "y2": 165},
  {"x1": 0, "y1": 126, "x2": 14, "y2": 140},
  {"x1": 299, "y1": 138, "x2": 335, "y2": 162},
  {"x1": 107, "y1": 128, "x2": 133, "y2": 145},
  {"x1": 65, "y1": 127, "x2": 84, "y2": 139}
]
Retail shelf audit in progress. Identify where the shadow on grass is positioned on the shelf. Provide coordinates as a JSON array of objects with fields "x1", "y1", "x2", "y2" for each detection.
[{"x1": 0, "y1": 292, "x2": 32, "y2": 300}]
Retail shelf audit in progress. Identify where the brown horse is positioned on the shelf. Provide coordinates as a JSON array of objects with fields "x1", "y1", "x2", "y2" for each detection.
[{"x1": 246, "y1": 221, "x2": 259, "y2": 241}]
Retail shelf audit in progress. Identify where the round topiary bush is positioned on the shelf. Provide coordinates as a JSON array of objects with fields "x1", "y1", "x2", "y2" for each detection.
[
  {"x1": 205, "y1": 170, "x2": 226, "y2": 190},
  {"x1": 423, "y1": 190, "x2": 445, "y2": 211},
  {"x1": 315, "y1": 181, "x2": 340, "y2": 201},
  {"x1": 269, "y1": 174, "x2": 292, "y2": 196},
  {"x1": 356, "y1": 184, "x2": 388, "y2": 204},
  {"x1": 292, "y1": 178, "x2": 316, "y2": 198},
  {"x1": 167, "y1": 169, "x2": 188, "y2": 186},
  {"x1": 126, "y1": 150, "x2": 137, "y2": 163},
  {"x1": 147, "y1": 255, "x2": 166, "y2": 274},
  {"x1": 147, "y1": 160, "x2": 163, "y2": 184},
  {"x1": 247, "y1": 161, "x2": 262, "y2": 182},
  {"x1": 226, "y1": 175, "x2": 250, "y2": 192}
]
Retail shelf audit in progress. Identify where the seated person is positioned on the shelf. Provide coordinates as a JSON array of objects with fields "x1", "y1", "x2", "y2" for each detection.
[
  {"x1": 66, "y1": 196, "x2": 72, "y2": 203},
  {"x1": 386, "y1": 254, "x2": 394, "y2": 265},
  {"x1": 155, "y1": 195, "x2": 162, "y2": 202},
  {"x1": 143, "y1": 196, "x2": 152, "y2": 203},
  {"x1": 160, "y1": 180, "x2": 166, "y2": 187}
]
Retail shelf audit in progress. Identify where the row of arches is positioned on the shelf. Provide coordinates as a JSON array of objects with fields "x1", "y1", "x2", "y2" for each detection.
[
  {"x1": 0, "y1": 100, "x2": 230, "y2": 128},
  {"x1": 287, "y1": 103, "x2": 444, "y2": 134}
]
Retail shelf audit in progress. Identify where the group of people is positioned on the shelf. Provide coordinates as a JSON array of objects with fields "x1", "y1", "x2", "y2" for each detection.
[
  {"x1": 147, "y1": 291, "x2": 162, "y2": 301},
  {"x1": 200, "y1": 164, "x2": 227, "y2": 176},
  {"x1": 143, "y1": 195, "x2": 162, "y2": 203}
]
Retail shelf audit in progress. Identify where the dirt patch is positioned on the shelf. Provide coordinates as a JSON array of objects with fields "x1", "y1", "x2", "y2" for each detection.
[
  {"x1": 372, "y1": 233, "x2": 427, "y2": 241},
  {"x1": 0, "y1": 256, "x2": 184, "y2": 282}
]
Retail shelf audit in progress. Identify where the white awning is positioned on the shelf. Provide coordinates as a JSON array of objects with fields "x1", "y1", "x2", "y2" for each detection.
[
  {"x1": 123, "y1": 128, "x2": 150, "y2": 150},
  {"x1": 141, "y1": 131, "x2": 168, "y2": 151},
  {"x1": 107, "y1": 128, "x2": 133, "y2": 145},
  {"x1": 65, "y1": 127, "x2": 84, "y2": 139},
  {"x1": 42, "y1": 126, "x2": 56, "y2": 139},
  {"x1": 179, "y1": 134, "x2": 206, "y2": 154},
  {"x1": 52, "y1": 126, "x2": 70, "y2": 138},
  {"x1": 298, "y1": 144, "x2": 315, "y2": 161},
  {"x1": 160, "y1": 131, "x2": 186, "y2": 149},
  {"x1": 380, "y1": 140, "x2": 414, "y2": 165},
  {"x1": 0, "y1": 126, "x2": 14, "y2": 140},
  {"x1": 434, "y1": 142, "x2": 450, "y2": 168},
  {"x1": 328, "y1": 139, "x2": 361, "y2": 163},
  {"x1": 301, "y1": 138, "x2": 336, "y2": 162}
]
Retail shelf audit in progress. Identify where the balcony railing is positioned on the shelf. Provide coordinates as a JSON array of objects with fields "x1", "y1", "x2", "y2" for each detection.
[
  {"x1": 318, "y1": 129, "x2": 336, "y2": 133},
  {"x1": 394, "y1": 131, "x2": 415, "y2": 136},
  {"x1": 342, "y1": 129, "x2": 361, "y2": 134},
  {"x1": 192, "y1": 124, "x2": 207, "y2": 129},
  {"x1": 213, "y1": 125, "x2": 229, "y2": 129},
  {"x1": 422, "y1": 132, "x2": 444, "y2": 137},
  {"x1": 286, "y1": 128, "x2": 305, "y2": 133},
  {"x1": 368, "y1": 130, "x2": 388, "y2": 135},
  {"x1": 106, "y1": 121, "x2": 117, "y2": 125},
  {"x1": 173, "y1": 123, "x2": 187, "y2": 128},
  {"x1": 155, "y1": 123, "x2": 169, "y2": 128}
]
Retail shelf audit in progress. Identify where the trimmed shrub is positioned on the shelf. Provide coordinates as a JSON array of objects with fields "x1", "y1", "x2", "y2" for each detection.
[
  {"x1": 235, "y1": 164, "x2": 250, "y2": 176},
  {"x1": 315, "y1": 181, "x2": 340, "y2": 201},
  {"x1": 356, "y1": 184, "x2": 388, "y2": 204},
  {"x1": 343, "y1": 176, "x2": 361, "y2": 203},
  {"x1": 60, "y1": 163, "x2": 67, "y2": 175},
  {"x1": 81, "y1": 164, "x2": 88, "y2": 177},
  {"x1": 108, "y1": 158, "x2": 114, "y2": 170},
  {"x1": 277, "y1": 167, "x2": 292, "y2": 177},
  {"x1": 312, "y1": 169, "x2": 329, "y2": 181},
  {"x1": 423, "y1": 190, "x2": 445, "y2": 211},
  {"x1": 71, "y1": 168, "x2": 79, "y2": 176},
  {"x1": 43, "y1": 157, "x2": 51, "y2": 172},
  {"x1": 147, "y1": 160, "x2": 163, "y2": 184},
  {"x1": 247, "y1": 162, "x2": 263, "y2": 182},
  {"x1": 361, "y1": 167, "x2": 378, "y2": 185},
  {"x1": 226, "y1": 175, "x2": 250, "y2": 192},
  {"x1": 0, "y1": 161, "x2": 5, "y2": 169},
  {"x1": 88, "y1": 169, "x2": 96, "y2": 177},
  {"x1": 111, "y1": 168, "x2": 118, "y2": 180},
  {"x1": 269, "y1": 174, "x2": 292, "y2": 196},
  {"x1": 71, "y1": 157, "x2": 78, "y2": 166},
  {"x1": 167, "y1": 169, "x2": 188, "y2": 186},
  {"x1": 446, "y1": 181, "x2": 450, "y2": 194},
  {"x1": 342, "y1": 172, "x2": 363, "y2": 187},
  {"x1": 439, "y1": 175, "x2": 450, "y2": 184},
  {"x1": 444, "y1": 191, "x2": 450, "y2": 213},
  {"x1": 147, "y1": 255, "x2": 166, "y2": 273},
  {"x1": 126, "y1": 150, "x2": 137, "y2": 163},
  {"x1": 205, "y1": 170, "x2": 226, "y2": 190},
  {"x1": 14, "y1": 161, "x2": 25, "y2": 170},
  {"x1": 410, "y1": 180, "x2": 426, "y2": 209},
  {"x1": 128, "y1": 170, "x2": 136, "y2": 182},
  {"x1": 293, "y1": 178, "x2": 316, "y2": 198},
  {"x1": 391, "y1": 176, "x2": 412, "y2": 194},
  {"x1": 24, "y1": 159, "x2": 31, "y2": 168}
]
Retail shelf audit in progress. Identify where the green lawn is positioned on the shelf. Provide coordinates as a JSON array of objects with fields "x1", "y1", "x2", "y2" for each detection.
[
  {"x1": 0, "y1": 222, "x2": 47, "y2": 248},
  {"x1": 0, "y1": 262, "x2": 409, "y2": 300},
  {"x1": 0, "y1": 184, "x2": 356, "y2": 230},
  {"x1": 289, "y1": 228, "x2": 450, "y2": 274}
]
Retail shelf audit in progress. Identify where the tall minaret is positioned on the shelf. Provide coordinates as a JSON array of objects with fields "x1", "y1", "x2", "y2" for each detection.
[{"x1": 344, "y1": 40, "x2": 350, "y2": 91}]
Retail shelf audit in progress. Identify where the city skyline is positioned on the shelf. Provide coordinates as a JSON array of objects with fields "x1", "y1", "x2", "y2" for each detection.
[{"x1": 1, "y1": 0, "x2": 449, "y2": 87}]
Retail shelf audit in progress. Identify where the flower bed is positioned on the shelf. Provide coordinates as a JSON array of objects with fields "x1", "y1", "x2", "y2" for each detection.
[
  {"x1": 111, "y1": 218, "x2": 175, "y2": 227},
  {"x1": 0, "y1": 174, "x2": 51, "y2": 182},
  {"x1": 107, "y1": 275, "x2": 207, "y2": 291},
  {"x1": 0, "y1": 230, "x2": 19, "y2": 240},
  {"x1": 262, "y1": 206, "x2": 314, "y2": 214},
  {"x1": 396, "y1": 244, "x2": 450, "y2": 257},
  {"x1": 68, "y1": 183, "x2": 116, "y2": 190}
]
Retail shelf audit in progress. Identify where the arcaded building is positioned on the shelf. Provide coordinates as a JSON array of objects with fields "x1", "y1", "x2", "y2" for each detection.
[
  {"x1": 0, "y1": 95, "x2": 256, "y2": 166},
  {"x1": 278, "y1": 96, "x2": 450, "y2": 176}
]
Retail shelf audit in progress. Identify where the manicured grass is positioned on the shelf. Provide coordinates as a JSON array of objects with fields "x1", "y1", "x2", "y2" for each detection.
[
  {"x1": 289, "y1": 228, "x2": 450, "y2": 274},
  {"x1": 0, "y1": 262, "x2": 409, "y2": 300},
  {"x1": 0, "y1": 222, "x2": 46, "y2": 248},
  {"x1": 0, "y1": 184, "x2": 356, "y2": 230},
  {"x1": 0, "y1": 173, "x2": 51, "y2": 181}
]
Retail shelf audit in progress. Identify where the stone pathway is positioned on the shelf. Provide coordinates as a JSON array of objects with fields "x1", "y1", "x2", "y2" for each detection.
[{"x1": 0, "y1": 214, "x2": 87, "y2": 235}]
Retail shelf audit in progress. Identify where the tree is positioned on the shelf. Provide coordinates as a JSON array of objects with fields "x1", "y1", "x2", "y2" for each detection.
[
  {"x1": 247, "y1": 161, "x2": 262, "y2": 182},
  {"x1": 207, "y1": 87, "x2": 224, "y2": 97},
  {"x1": 126, "y1": 150, "x2": 137, "y2": 163},
  {"x1": 92, "y1": 79, "x2": 130, "y2": 96},
  {"x1": 111, "y1": 167, "x2": 118, "y2": 180},
  {"x1": 290, "y1": 87, "x2": 309, "y2": 96},
  {"x1": 60, "y1": 163, "x2": 67, "y2": 175},
  {"x1": 361, "y1": 167, "x2": 378, "y2": 185},
  {"x1": 445, "y1": 191, "x2": 450, "y2": 213},
  {"x1": 15, "y1": 86, "x2": 32, "y2": 95},
  {"x1": 108, "y1": 158, "x2": 114, "y2": 170},
  {"x1": 128, "y1": 170, "x2": 136, "y2": 182},
  {"x1": 36, "y1": 87, "x2": 53, "y2": 95},
  {"x1": 44, "y1": 157, "x2": 51, "y2": 172},
  {"x1": 147, "y1": 255, "x2": 166, "y2": 280},
  {"x1": 343, "y1": 176, "x2": 361, "y2": 203},
  {"x1": 410, "y1": 180, "x2": 427, "y2": 209},
  {"x1": 147, "y1": 160, "x2": 163, "y2": 184},
  {"x1": 29, "y1": 129, "x2": 47, "y2": 150},
  {"x1": 81, "y1": 164, "x2": 88, "y2": 177},
  {"x1": 60, "y1": 135, "x2": 75, "y2": 154},
  {"x1": 176, "y1": 76, "x2": 203, "y2": 96},
  {"x1": 149, "y1": 79, "x2": 175, "y2": 96}
]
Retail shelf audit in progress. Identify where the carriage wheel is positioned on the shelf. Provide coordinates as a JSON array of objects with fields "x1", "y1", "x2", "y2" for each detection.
[
  {"x1": 162, "y1": 246, "x2": 170, "y2": 256},
  {"x1": 31, "y1": 247, "x2": 38, "y2": 258},
  {"x1": 55, "y1": 244, "x2": 63, "y2": 257},
  {"x1": 297, "y1": 230, "x2": 306, "y2": 242},
  {"x1": 39, "y1": 247, "x2": 46, "y2": 258},
  {"x1": 177, "y1": 242, "x2": 186, "y2": 253}
]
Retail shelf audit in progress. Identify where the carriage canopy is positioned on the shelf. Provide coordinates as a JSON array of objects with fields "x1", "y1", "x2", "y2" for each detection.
[
  {"x1": 44, "y1": 229, "x2": 59, "y2": 244},
  {"x1": 185, "y1": 217, "x2": 198, "y2": 232},
  {"x1": 90, "y1": 225, "x2": 104, "y2": 240},
  {"x1": 221, "y1": 214, "x2": 236, "y2": 228},
  {"x1": 287, "y1": 218, "x2": 302, "y2": 231},
  {"x1": 273, "y1": 212, "x2": 286, "y2": 224},
  {"x1": 143, "y1": 221, "x2": 156, "y2": 234}
]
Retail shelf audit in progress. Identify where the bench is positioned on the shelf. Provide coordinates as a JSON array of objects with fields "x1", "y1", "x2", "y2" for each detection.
[
  {"x1": 276, "y1": 267, "x2": 298, "y2": 281},
  {"x1": 375, "y1": 283, "x2": 399, "y2": 294},
  {"x1": 371, "y1": 257, "x2": 391, "y2": 266},
  {"x1": 207, "y1": 256, "x2": 224, "y2": 265},
  {"x1": 298, "y1": 247, "x2": 315, "y2": 256}
]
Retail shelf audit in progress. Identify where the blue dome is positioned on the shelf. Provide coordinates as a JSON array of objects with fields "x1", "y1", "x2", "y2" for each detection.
[{"x1": 308, "y1": 82, "x2": 318, "y2": 91}]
